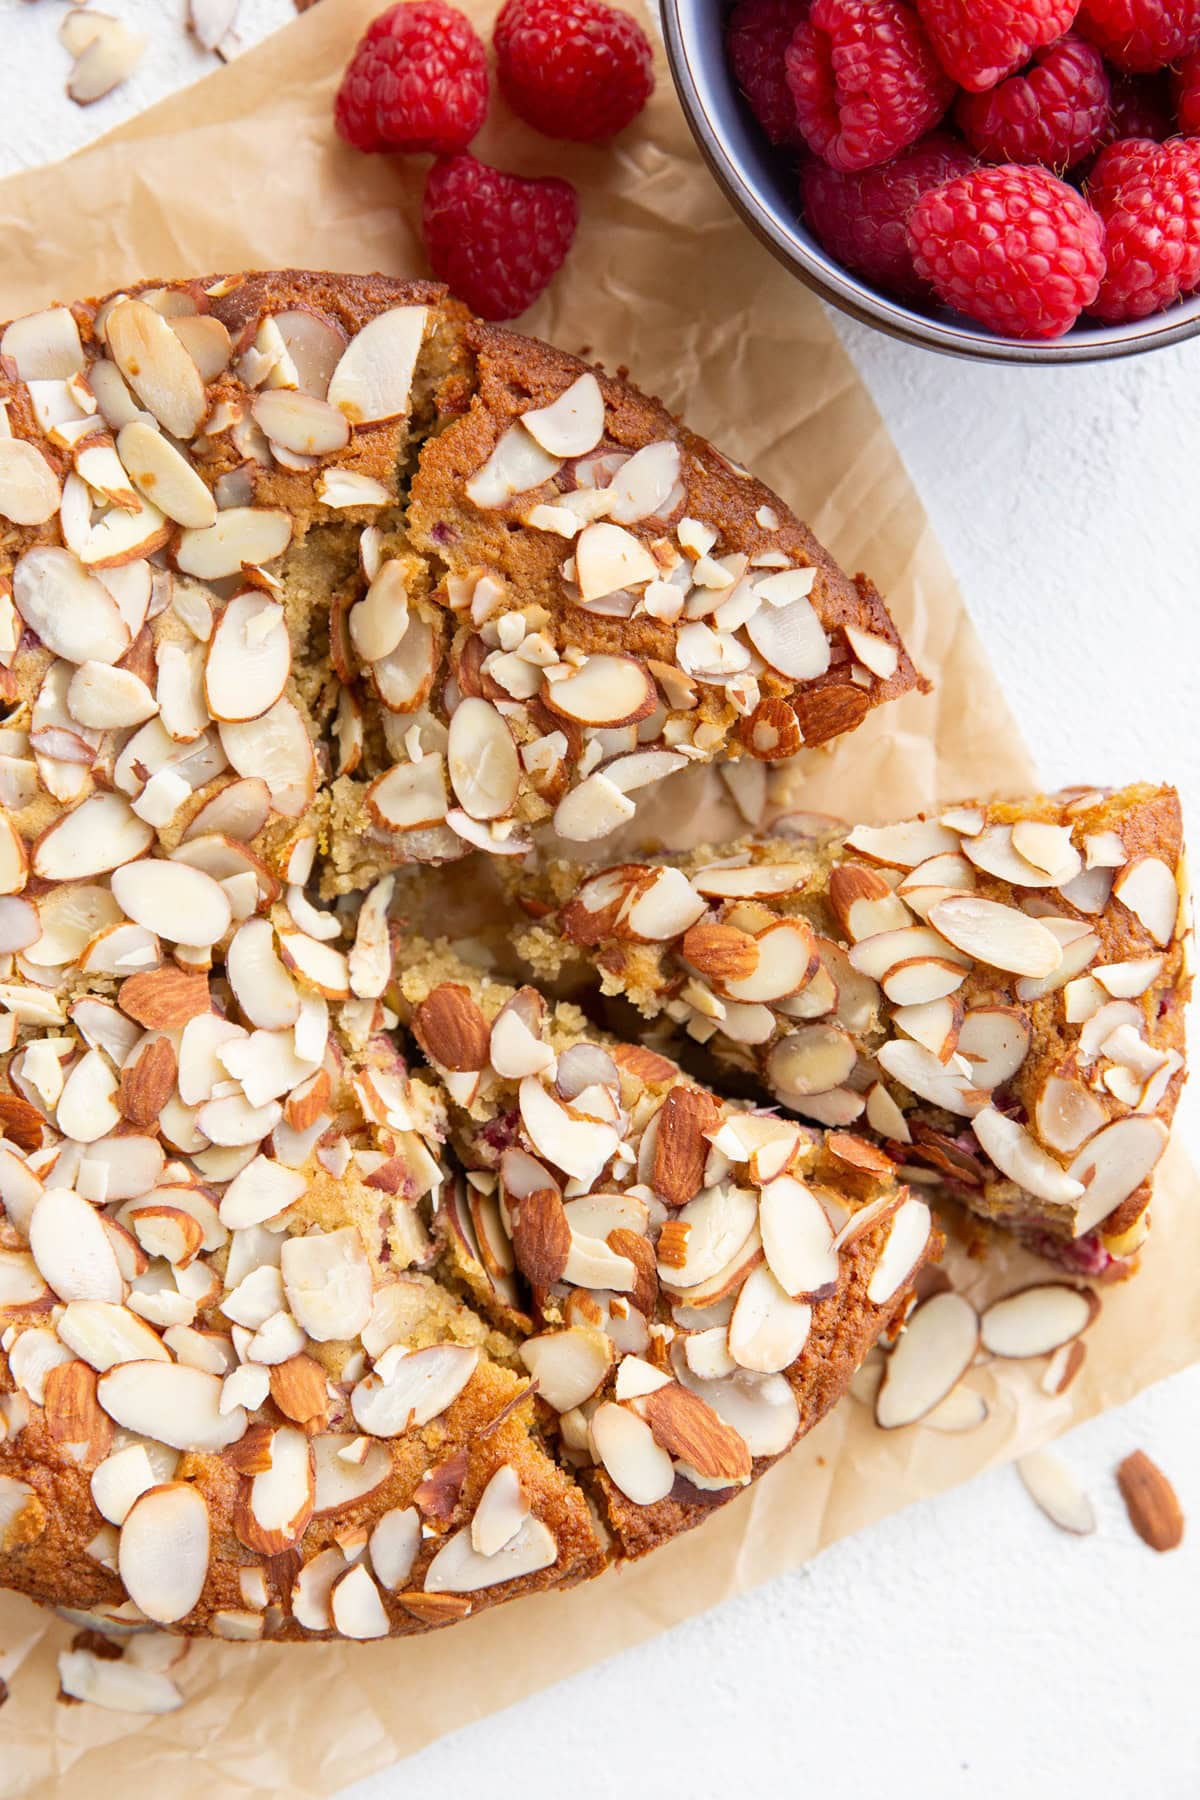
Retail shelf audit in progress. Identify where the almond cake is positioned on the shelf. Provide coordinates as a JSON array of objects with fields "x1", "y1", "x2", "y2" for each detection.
[
  {"x1": 514, "y1": 784, "x2": 1192, "y2": 1278},
  {"x1": 0, "y1": 270, "x2": 940, "y2": 1645}
]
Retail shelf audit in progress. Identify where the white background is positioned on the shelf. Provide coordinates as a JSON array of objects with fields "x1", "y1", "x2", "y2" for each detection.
[{"x1": 2, "y1": 4, "x2": 1198, "y2": 1795}]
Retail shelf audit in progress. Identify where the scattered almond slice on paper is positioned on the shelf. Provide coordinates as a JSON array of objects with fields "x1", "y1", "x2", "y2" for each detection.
[
  {"x1": 1017, "y1": 1447, "x2": 1096, "y2": 1536},
  {"x1": 62, "y1": 13, "x2": 147, "y2": 106}
]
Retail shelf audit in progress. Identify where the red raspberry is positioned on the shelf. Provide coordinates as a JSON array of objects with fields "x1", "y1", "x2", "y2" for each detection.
[
  {"x1": 422, "y1": 153, "x2": 579, "y2": 320},
  {"x1": 1098, "y1": 72, "x2": 1173, "y2": 145},
  {"x1": 1174, "y1": 53, "x2": 1200, "y2": 135},
  {"x1": 785, "y1": 0, "x2": 954, "y2": 172},
  {"x1": 800, "y1": 132, "x2": 976, "y2": 295},
  {"x1": 334, "y1": 1, "x2": 488, "y2": 156},
  {"x1": 726, "y1": 0, "x2": 810, "y2": 147},
  {"x1": 493, "y1": 0, "x2": 654, "y2": 142},
  {"x1": 1086, "y1": 136, "x2": 1200, "y2": 319},
  {"x1": 956, "y1": 34, "x2": 1110, "y2": 170},
  {"x1": 1076, "y1": 0, "x2": 1200, "y2": 73},
  {"x1": 915, "y1": 0, "x2": 1080, "y2": 94},
  {"x1": 907, "y1": 163, "x2": 1105, "y2": 337}
]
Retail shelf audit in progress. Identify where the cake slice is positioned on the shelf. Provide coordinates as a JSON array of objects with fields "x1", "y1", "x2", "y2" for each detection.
[
  {"x1": 514, "y1": 784, "x2": 1191, "y2": 1276},
  {"x1": 395, "y1": 946, "x2": 937, "y2": 1558}
]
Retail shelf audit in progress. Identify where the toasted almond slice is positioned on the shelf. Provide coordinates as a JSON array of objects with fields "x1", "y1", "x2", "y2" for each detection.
[
  {"x1": 368, "y1": 755, "x2": 449, "y2": 832},
  {"x1": 57, "y1": 1646, "x2": 183, "y2": 1715},
  {"x1": 767, "y1": 1023, "x2": 857, "y2": 1100},
  {"x1": 470, "y1": 1464, "x2": 530, "y2": 1557},
  {"x1": 13, "y1": 546, "x2": 131, "y2": 665},
  {"x1": 955, "y1": 1005, "x2": 1031, "y2": 1089},
  {"x1": 66, "y1": 18, "x2": 147, "y2": 104},
  {"x1": 657, "y1": 1183, "x2": 758, "y2": 1292},
  {"x1": 875, "y1": 1291, "x2": 979, "y2": 1429},
  {"x1": 367, "y1": 1505, "x2": 421, "y2": 1591},
  {"x1": 2, "y1": 306, "x2": 85, "y2": 380},
  {"x1": 745, "y1": 590, "x2": 829, "y2": 679},
  {"x1": 29, "y1": 1187, "x2": 124, "y2": 1304},
  {"x1": 115, "y1": 422, "x2": 216, "y2": 529},
  {"x1": 235, "y1": 1426, "x2": 315, "y2": 1554},
  {"x1": 277, "y1": 929, "x2": 349, "y2": 998},
  {"x1": 106, "y1": 301, "x2": 205, "y2": 439},
  {"x1": 845, "y1": 819, "x2": 960, "y2": 868},
  {"x1": 446, "y1": 698, "x2": 520, "y2": 821},
  {"x1": 542, "y1": 655, "x2": 656, "y2": 728},
  {"x1": 117, "y1": 1482, "x2": 209, "y2": 1624},
  {"x1": 271, "y1": 310, "x2": 346, "y2": 399},
  {"x1": 170, "y1": 314, "x2": 232, "y2": 383},
  {"x1": 57, "y1": 1298, "x2": 169, "y2": 1372},
  {"x1": 220, "y1": 1155, "x2": 307, "y2": 1230},
  {"x1": 292, "y1": 1545, "x2": 347, "y2": 1631},
  {"x1": 1112, "y1": 857, "x2": 1177, "y2": 947},
  {"x1": 253, "y1": 389, "x2": 350, "y2": 456},
  {"x1": 90, "y1": 1442, "x2": 160, "y2": 1525},
  {"x1": 0, "y1": 438, "x2": 61, "y2": 525},
  {"x1": 891, "y1": 994, "x2": 960, "y2": 1060},
  {"x1": 980, "y1": 1284, "x2": 1096, "y2": 1358},
  {"x1": 349, "y1": 560, "x2": 409, "y2": 663},
  {"x1": 351, "y1": 1343, "x2": 478, "y2": 1436},
  {"x1": 928, "y1": 894, "x2": 1061, "y2": 978},
  {"x1": 57, "y1": 1048, "x2": 123, "y2": 1142},
  {"x1": 620, "y1": 866, "x2": 706, "y2": 942},
  {"x1": 177, "y1": 507, "x2": 292, "y2": 579},
  {"x1": 972, "y1": 1106, "x2": 1085, "y2": 1207},
  {"x1": 204, "y1": 592, "x2": 291, "y2": 722},
  {"x1": 425, "y1": 1514, "x2": 557, "y2": 1593},
  {"x1": 111, "y1": 859, "x2": 230, "y2": 948},
  {"x1": 518, "y1": 1076, "x2": 620, "y2": 1184},
  {"x1": 66, "y1": 660, "x2": 158, "y2": 731},
  {"x1": 960, "y1": 824, "x2": 1058, "y2": 888},
  {"x1": 876, "y1": 1037, "x2": 974, "y2": 1115},
  {"x1": 728, "y1": 1264, "x2": 811, "y2": 1374},
  {"x1": 467, "y1": 423, "x2": 561, "y2": 508},
  {"x1": 575, "y1": 522, "x2": 658, "y2": 600},
  {"x1": 1010, "y1": 820, "x2": 1083, "y2": 885},
  {"x1": 758, "y1": 1173, "x2": 839, "y2": 1299},
  {"x1": 219, "y1": 698, "x2": 315, "y2": 818},
  {"x1": 723, "y1": 918, "x2": 816, "y2": 1004},
  {"x1": 844, "y1": 623, "x2": 899, "y2": 680},
  {"x1": 881, "y1": 956, "x2": 966, "y2": 1006},
  {"x1": 327, "y1": 306, "x2": 427, "y2": 424},
  {"x1": 281, "y1": 1227, "x2": 372, "y2": 1341},
  {"x1": 519, "y1": 1327, "x2": 613, "y2": 1412},
  {"x1": 865, "y1": 1196, "x2": 932, "y2": 1304},
  {"x1": 1017, "y1": 1447, "x2": 1096, "y2": 1535},
  {"x1": 590, "y1": 1401, "x2": 674, "y2": 1504},
  {"x1": 1035, "y1": 1076, "x2": 1108, "y2": 1155},
  {"x1": 1067, "y1": 1116, "x2": 1169, "y2": 1236},
  {"x1": 831, "y1": 863, "x2": 913, "y2": 940},
  {"x1": 0, "y1": 1249, "x2": 50, "y2": 1309},
  {"x1": 312, "y1": 1433, "x2": 392, "y2": 1514},
  {"x1": 98, "y1": 1361, "x2": 247, "y2": 1451},
  {"x1": 522, "y1": 373, "x2": 605, "y2": 457},
  {"x1": 690, "y1": 860, "x2": 811, "y2": 899}
]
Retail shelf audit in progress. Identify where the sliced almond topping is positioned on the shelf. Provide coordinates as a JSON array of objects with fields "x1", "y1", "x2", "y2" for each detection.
[
  {"x1": 657, "y1": 1182, "x2": 758, "y2": 1291},
  {"x1": 96, "y1": 1361, "x2": 246, "y2": 1452},
  {"x1": 66, "y1": 17, "x2": 147, "y2": 105},
  {"x1": 542, "y1": 655, "x2": 657, "y2": 728},
  {"x1": 118, "y1": 965, "x2": 210, "y2": 1029},
  {"x1": 330, "y1": 1563, "x2": 390, "y2": 1639},
  {"x1": 327, "y1": 306, "x2": 427, "y2": 424},
  {"x1": 928, "y1": 894, "x2": 1061, "y2": 978},
  {"x1": 845, "y1": 819, "x2": 960, "y2": 868},
  {"x1": 956, "y1": 1005, "x2": 1031, "y2": 1091},
  {"x1": 351, "y1": 1344, "x2": 478, "y2": 1436},
  {"x1": 0, "y1": 438, "x2": 61, "y2": 526},
  {"x1": 519, "y1": 1326, "x2": 613, "y2": 1411},
  {"x1": 1010, "y1": 819, "x2": 1083, "y2": 884},
  {"x1": 466, "y1": 422, "x2": 561, "y2": 509},
  {"x1": 1112, "y1": 857, "x2": 1177, "y2": 947},
  {"x1": 980, "y1": 1284, "x2": 1096, "y2": 1358},
  {"x1": 117, "y1": 1481, "x2": 210, "y2": 1623},
  {"x1": 312, "y1": 1433, "x2": 392, "y2": 1515},
  {"x1": 875, "y1": 1292, "x2": 979, "y2": 1429},
  {"x1": 116, "y1": 421, "x2": 217, "y2": 530},
  {"x1": 522, "y1": 373, "x2": 605, "y2": 458},
  {"x1": 205, "y1": 592, "x2": 291, "y2": 721},
  {"x1": 234, "y1": 1425, "x2": 315, "y2": 1554},
  {"x1": 425, "y1": 1515, "x2": 557, "y2": 1593},
  {"x1": 369, "y1": 1506, "x2": 421, "y2": 1590},
  {"x1": 471, "y1": 1464, "x2": 531, "y2": 1557},
  {"x1": 413, "y1": 983, "x2": 490, "y2": 1072},
  {"x1": 106, "y1": 300, "x2": 206, "y2": 439},
  {"x1": 575, "y1": 522, "x2": 658, "y2": 600},
  {"x1": 1067, "y1": 1116, "x2": 1168, "y2": 1236},
  {"x1": 972, "y1": 1106, "x2": 1085, "y2": 1207},
  {"x1": 767, "y1": 1023, "x2": 857, "y2": 1101},
  {"x1": 553, "y1": 771, "x2": 637, "y2": 842},
  {"x1": 510, "y1": 1187, "x2": 571, "y2": 1293},
  {"x1": 590, "y1": 1401, "x2": 675, "y2": 1504},
  {"x1": 744, "y1": 589, "x2": 829, "y2": 680},
  {"x1": 758, "y1": 1173, "x2": 839, "y2": 1299},
  {"x1": 14, "y1": 546, "x2": 131, "y2": 665},
  {"x1": 280, "y1": 1227, "x2": 372, "y2": 1341},
  {"x1": 349, "y1": 560, "x2": 409, "y2": 663},
  {"x1": 111, "y1": 859, "x2": 231, "y2": 948},
  {"x1": 864, "y1": 1196, "x2": 932, "y2": 1304},
  {"x1": 1017, "y1": 1448, "x2": 1096, "y2": 1535},
  {"x1": 177, "y1": 508, "x2": 293, "y2": 580},
  {"x1": 637, "y1": 1380, "x2": 752, "y2": 1482},
  {"x1": 253, "y1": 389, "x2": 351, "y2": 456},
  {"x1": 727, "y1": 1264, "x2": 811, "y2": 1374},
  {"x1": 367, "y1": 756, "x2": 448, "y2": 832},
  {"x1": 29, "y1": 1186, "x2": 124, "y2": 1304},
  {"x1": 518, "y1": 1076, "x2": 620, "y2": 1184},
  {"x1": 446, "y1": 697, "x2": 520, "y2": 821}
]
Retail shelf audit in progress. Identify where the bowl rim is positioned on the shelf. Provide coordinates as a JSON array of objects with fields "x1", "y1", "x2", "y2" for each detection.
[{"x1": 661, "y1": 0, "x2": 1200, "y2": 366}]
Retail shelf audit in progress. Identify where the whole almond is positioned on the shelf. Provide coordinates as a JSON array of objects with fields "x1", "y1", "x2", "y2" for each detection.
[
  {"x1": 637, "y1": 1382, "x2": 752, "y2": 1482},
  {"x1": 398, "y1": 1591, "x2": 472, "y2": 1624},
  {"x1": 1117, "y1": 1450, "x2": 1184, "y2": 1553},
  {"x1": 740, "y1": 695, "x2": 803, "y2": 761},
  {"x1": 413, "y1": 983, "x2": 490, "y2": 1072},
  {"x1": 225, "y1": 1421, "x2": 276, "y2": 1477},
  {"x1": 118, "y1": 1035, "x2": 178, "y2": 1126},
  {"x1": 43, "y1": 1360, "x2": 112, "y2": 1466},
  {"x1": 119, "y1": 966, "x2": 211, "y2": 1029},
  {"x1": 792, "y1": 681, "x2": 870, "y2": 747},
  {"x1": 681, "y1": 921, "x2": 759, "y2": 986},
  {"x1": 283, "y1": 1066, "x2": 332, "y2": 1131},
  {"x1": 511, "y1": 1186, "x2": 571, "y2": 1293},
  {"x1": 652, "y1": 1085, "x2": 723, "y2": 1208},
  {"x1": 608, "y1": 1040, "x2": 679, "y2": 1088},
  {"x1": 0, "y1": 1092, "x2": 46, "y2": 1153}
]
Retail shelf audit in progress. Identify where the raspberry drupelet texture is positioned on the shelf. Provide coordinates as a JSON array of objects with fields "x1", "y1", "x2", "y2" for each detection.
[
  {"x1": 1086, "y1": 136, "x2": 1200, "y2": 320},
  {"x1": 422, "y1": 152, "x2": 580, "y2": 320},
  {"x1": 1098, "y1": 72, "x2": 1174, "y2": 146},
  {"x1": 907, "y1": 161, "x2": 1106, "y2": 337},
  {"x1": 334, "y1": 0, "x2": 489, "y2": 155},
  {"x1": 726, "y1": 0, "x2": 810, "y2": 145},
  {"x1": 800, "y1": 132, "x2": 976, "y2": 295},
  {"x1": 956, "y1": 33, "x2": 1111, "y2": 169},
  {"x1": 1076, "y1": 0, "x2": 1200, "y2": 73},
  {"x1": 493, "y1": 0, "x2": 655, "y2": 141},
  {"x1": 785, "y1": 0, "x2": 955, "y2": 172},
  {"x1": 915, "y1": 0, "x2": 1081, "y2": 93}
]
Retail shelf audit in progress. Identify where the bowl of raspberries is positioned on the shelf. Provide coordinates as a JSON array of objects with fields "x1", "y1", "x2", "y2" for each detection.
[{"x1": 663, "y1": 0, "x2": 1200, "y2": 359}]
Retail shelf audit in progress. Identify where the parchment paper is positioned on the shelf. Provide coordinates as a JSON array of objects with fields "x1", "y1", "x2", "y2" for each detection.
[{"x1": 0, "y1": 1, "x2": 1194, "y2": 1792}]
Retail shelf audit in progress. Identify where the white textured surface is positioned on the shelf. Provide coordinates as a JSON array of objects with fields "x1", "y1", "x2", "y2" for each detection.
[{"x1": 1, "y1": 6, "x2": 1197, "y2": 1794}]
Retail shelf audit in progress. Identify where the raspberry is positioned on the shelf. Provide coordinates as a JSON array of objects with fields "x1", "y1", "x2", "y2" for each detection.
[
  {"x1": 785, "y1": 0, "x2": 954, "y2": 172},
  {"x1": 493, "y1": 0, "x2": 654, "y2": 142},
  {"x1": 334, "y1": 1, "x2": 488, "y2": 156},
  {"x1": 421, "y1": 153, "x2": 579, "y2": 320},
  {"x1": 956, "y1": 34, "x2": 1110, "y2": 170},
  {"x1": 1086, "y1": 136, "x2": 1200, "y2": 319},
  {"x1": 1174, "y1": 53, "x2": 1200, "y2": 135},
  {"x1": 1099, "y1": 72, "x2": 1173, "y2": 146},
  {"x1": 1077, "y1": 0, "x2": 1200, "y2": 73},
  {"x1": 915, "y1": 0, "x2": 1080, "y2": 93},
  {"x1": 800, "y1": 132, "x2": 976, "y2": 295},
  {"x1": 726, "y1": 0, "x2": 809, "y2": 146},
  {"x1": 907, "y1": 163, "x2": 1105, "y2": 337}
]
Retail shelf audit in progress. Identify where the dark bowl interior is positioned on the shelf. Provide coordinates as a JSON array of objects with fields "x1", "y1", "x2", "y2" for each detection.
[{"x1": 662, "y1": 0, "x2": 1200, "y2": 365}]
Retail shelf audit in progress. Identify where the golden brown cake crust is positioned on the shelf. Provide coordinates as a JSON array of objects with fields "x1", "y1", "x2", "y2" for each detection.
[{"x1": 0, "y1": 270, "x2": 930, "y2": 1649}]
